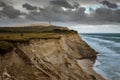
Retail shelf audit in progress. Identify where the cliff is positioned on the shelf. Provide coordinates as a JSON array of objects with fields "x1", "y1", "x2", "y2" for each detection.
[{"x1": 0, "y1": 25, "x2": 104, "y2": 80}]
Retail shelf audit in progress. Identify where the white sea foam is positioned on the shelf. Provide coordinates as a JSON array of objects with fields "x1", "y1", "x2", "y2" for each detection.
[
  {"x1": 83, "y1": 36, "x2": 120, "y2": 48},
  {"x1": 80, "y1": 34, "x2": 120, "y2": 80}
]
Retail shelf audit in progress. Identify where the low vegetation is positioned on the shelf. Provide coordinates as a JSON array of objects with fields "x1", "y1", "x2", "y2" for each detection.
[
  {"x1": 0, "y1": 25, "x2": 77, "y2": 53},
  {"x1": 0, "y1": 41, "x2": 14, "y2": 54},
  {"x1": 0, "y1": 25, "x2": 76, "y2": 41}
]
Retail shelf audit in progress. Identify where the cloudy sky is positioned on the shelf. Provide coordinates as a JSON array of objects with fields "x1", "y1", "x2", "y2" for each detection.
[{"x1": 0, "y1": 0, "x2": 120, "y2": 33}]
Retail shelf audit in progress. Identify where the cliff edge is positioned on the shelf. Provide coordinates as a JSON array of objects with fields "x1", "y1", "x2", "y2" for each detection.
[{"x1": 0, "y1": 25, "x2": 104, "y2": 80}]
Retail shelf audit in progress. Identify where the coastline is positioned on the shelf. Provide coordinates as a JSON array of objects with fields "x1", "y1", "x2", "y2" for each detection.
[
  {"x1": 77, "y1": 59, "x2": 105, "y2": 80},
  {"x1": 0, "y1": 25, "x2": 105, "y2": 80}
]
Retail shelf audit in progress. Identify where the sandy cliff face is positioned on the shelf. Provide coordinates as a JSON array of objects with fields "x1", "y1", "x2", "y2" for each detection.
[{"x1": 0, "y1": 32, "x2": 97, "y2": 80}]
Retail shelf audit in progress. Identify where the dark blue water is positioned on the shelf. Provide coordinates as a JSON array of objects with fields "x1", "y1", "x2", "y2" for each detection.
[{"x1": 80, "y1": 33, "x2": 120, "y2": 80}]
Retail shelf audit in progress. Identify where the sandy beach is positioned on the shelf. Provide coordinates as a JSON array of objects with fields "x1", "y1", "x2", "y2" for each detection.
[{"x1": 77, "y1": 59, "x2": 105, "y2": 80}]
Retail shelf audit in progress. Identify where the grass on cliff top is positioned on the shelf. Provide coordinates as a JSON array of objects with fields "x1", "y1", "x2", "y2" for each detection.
[
  {"x1": 0, "y1": 25, "x2": 67, "y2": 33},
  {"x1": 0, "y1": 25, "x2": 77, "y2": 42},
  {"x1": 0, "y1": 33, "x2": 61, "y2": 42},
  {"x1": 0, "y1": 25, "x2": 77, "y2": 54}
]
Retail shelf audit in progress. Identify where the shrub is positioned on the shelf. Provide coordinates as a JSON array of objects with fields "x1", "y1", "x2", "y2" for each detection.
[{"x1": 0, "y1": 41, "x2": 14, "y2": 54}]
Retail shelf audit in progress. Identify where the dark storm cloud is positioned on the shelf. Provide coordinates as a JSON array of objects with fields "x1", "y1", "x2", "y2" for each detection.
[
  {"x1": 26, "y1": 0, "x2": 86, "y2": 22},
  {"x1": 71, "y1": 7, "x2": 86, "y2": 21},
  {"x1": 23, "y1": 3, "x2": 37, "y2": 10},
  {"x1": 100, "y1": 0, "x2": 118, "y2": 8},
  {"x1": 25, "y1": 0, "x2": 120, "y2": 23},
  {"x1": 23, "y1": 0, "x2": 120, "y2": 23},
  {"x1": 0, "y1": 0, "x2": 120, "y2": 23},
  {"x1": 2, "y1": 6, "x2": 21, "y2": 18},
  {"x1": 0, "y1": 1, "x2": 6, "y2": 7},
  {"x1": 49, "y1": 0, "x2": 73, "y2": 8},
  {"x1": 26, "y1": 6, "x2": 69, "y2": 21},
  {"x1": 25, "y1": 0, "x2": 87, "y2": 21},
  {"x1": 90, "y1": 8, "x2": 120, "y2": 22},
  {"x1": 95, "y1": 8, "x2": 114, "y2": 21},
  {"x1": 86, "y1": 0, "x2": 120, "y2": 22},
  {"x1": 0, "y1": 0, "x2": 22, "y2": 19},
  {"x1": 73, "y1": 2, "x2": 80, "y2": 9},
  {"x1": 0, "y1": 11, "x2": 7, "y2": 18},
  {"x1": 23, "y1": 0, "x2": 120, "y2": 5}
]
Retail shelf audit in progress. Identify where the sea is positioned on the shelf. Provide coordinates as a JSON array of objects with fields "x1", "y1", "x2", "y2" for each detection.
[{"x1": 80, "y1": 33, "x2": 120, "y2": 80}]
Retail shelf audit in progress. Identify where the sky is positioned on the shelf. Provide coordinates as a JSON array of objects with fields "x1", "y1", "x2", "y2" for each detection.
[{"x1": 0, "y1": 0, "x2": 120, "y2": 33}]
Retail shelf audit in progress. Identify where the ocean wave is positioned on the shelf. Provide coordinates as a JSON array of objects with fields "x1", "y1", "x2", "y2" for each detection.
[
  {"x1": 82, "y1": 36, "x2": 120, "y2": 48},
  {"x1": 81, "y1": 34, "x2": 120, "y2": 80}
]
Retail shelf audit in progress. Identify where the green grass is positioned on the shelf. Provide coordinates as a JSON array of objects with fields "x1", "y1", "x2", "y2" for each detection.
[
  {"x1": 0, "y1": 25, "x2": 77, "y2": 42},
  {"x1": 0, "y1": 25, "x2": 76, "y2": 33},
  {"x1": 0, "y1": 25, "x2": 77, "y2": 53},
  {"x1": 0, "y1": 33, "x2": 61, "y2": 42},
  {"x1": 0, "y1": 25, "x2": 60, "y2": 33}
]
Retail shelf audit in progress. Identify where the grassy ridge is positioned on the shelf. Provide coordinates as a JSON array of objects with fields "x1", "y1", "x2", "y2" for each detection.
[
  {"x1": 0, "y1": 25, "x2": 60, "y2": 33},
  {"x1": 0, "y1": 33, "x2": 61, "y2": 42},
  {"x1": 0, "y1": 25, "x2": 76, "y2": 41},
  {"x1": 0, "y1": 25, "x2": 77, "y2": 54}
]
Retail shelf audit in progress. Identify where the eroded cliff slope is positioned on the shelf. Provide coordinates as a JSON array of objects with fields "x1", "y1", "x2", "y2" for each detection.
[{"x1": 0, "y1": 25, "x2": 98, "y2": 80}]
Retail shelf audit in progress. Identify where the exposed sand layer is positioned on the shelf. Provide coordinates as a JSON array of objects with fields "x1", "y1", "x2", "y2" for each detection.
[
  {"x1": 77, "y1": 59, "x2": 105, "y2": 80},
  {"x1": 0, "y1": 25, "x2": 105, "y2": 80}
]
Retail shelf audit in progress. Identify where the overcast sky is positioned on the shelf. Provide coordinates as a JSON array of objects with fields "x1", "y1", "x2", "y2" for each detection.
[{"x1": 0, "y1": 0, "x2": 120, "y2": 33}]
